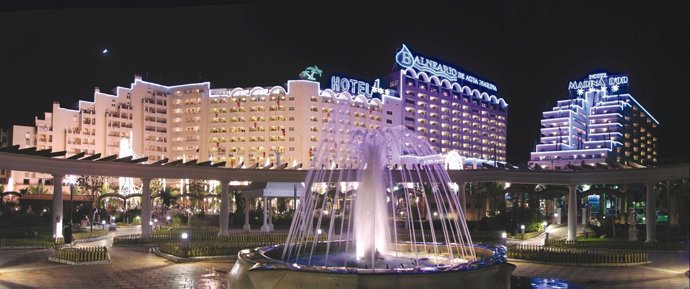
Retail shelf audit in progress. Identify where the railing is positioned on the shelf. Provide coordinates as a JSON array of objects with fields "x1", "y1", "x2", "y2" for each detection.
[
  {"x1": 508, "y1": 244, "x2": 648, "y2": 264},
  {"x1": 546, "y1": 239, "x2": 688, "y2": 252},
  {"x1": 51, "y1": 246, "x2": 109, "y2": 263}
]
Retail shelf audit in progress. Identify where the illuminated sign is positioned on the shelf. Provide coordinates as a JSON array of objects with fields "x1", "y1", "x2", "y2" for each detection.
[
  {"x1": 330, "y1": 76, "x2": 391, "y2": 98},
  {"x1": 568, "y1": 72, "x2": 629, "y2": 96},
  {"x1": 299, "y1": 66, "x2": 323, "y2": 81},
  {"x1": 395, "y1": 44, "x2": 497, "y2": 92}
]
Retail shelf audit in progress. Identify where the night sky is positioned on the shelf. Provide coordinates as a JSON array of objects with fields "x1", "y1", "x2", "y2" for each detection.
[{"x1": 1, "y1": 1, "x2": 688, "y2": 165}]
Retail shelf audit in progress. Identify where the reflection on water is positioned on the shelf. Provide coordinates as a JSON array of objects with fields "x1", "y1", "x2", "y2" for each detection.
[
  {"x1": 530, "y1": 277, "x2": 581, "y2": 289},
  {"x1": 511, "y1": 276, "x2": 582, "y2": 289}
]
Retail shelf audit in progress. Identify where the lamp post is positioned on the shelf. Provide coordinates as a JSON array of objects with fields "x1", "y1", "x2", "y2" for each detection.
[
  {"x1": 520, "y1": 224, "x2": 525, "y2": 240},
  {"x1": 64, "y1": 175, "x2": 78, "y2": 226},
  {"x1": 545, "y1": 226, "x2": 551, "y2": 245}
]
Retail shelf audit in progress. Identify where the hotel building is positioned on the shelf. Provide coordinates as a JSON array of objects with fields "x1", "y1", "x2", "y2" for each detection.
[
  {"x1": 9, "y1": 45, "x2": 508, "y2": 187},
  {"x1": 529, "y1": 72, "x2": 658, "y2": 170}
]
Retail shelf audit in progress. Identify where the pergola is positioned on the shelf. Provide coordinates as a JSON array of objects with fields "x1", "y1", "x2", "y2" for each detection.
[{"x1": 1, "y1": 145, "x2": 687, "y2": 243}]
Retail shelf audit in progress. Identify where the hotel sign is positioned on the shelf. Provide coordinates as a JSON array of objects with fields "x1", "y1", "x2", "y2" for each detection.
[
  {"x1": 568, "y1": 72, "x2": 629, "y2": 95},
  {"x1": 329, "y1": 76, "x2": 392, "y2": 98},
  {"x1": 395, "y1": 44, "x2": 498, "y2": 92}
]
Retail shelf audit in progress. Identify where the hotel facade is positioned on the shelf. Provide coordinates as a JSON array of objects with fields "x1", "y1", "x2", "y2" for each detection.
[
  {"x1": 529, "y1": 72, "x2": 658, "y2": 170},
  {"x1": 7, "y1": 45, "x2": 508, "y2": 188}
]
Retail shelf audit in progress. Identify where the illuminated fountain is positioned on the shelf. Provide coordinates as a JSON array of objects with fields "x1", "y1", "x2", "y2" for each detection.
[{"x1": 230, "y1": 125, "x2": 514, "y2": 289}]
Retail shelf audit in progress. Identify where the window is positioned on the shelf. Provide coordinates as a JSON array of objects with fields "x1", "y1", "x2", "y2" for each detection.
[
  {"x1": 386, "y1": 110, "x2": 393, "y2": 115},
  {"x1": 386, "y1": 119, "x2": 393, "y2": 124},
  {"x1": 289, "y1": 107, "x2": 294, "y2": 111}
]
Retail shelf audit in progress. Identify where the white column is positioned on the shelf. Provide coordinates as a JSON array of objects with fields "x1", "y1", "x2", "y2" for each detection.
[
  {"x1": 459, "y1": 182, "x2": 467, "y2": 219},
  {"x1": 243, "y1": 197, "x2": 251, "y2": 231},
  {"x1": 267, "y1": 198, "x2": 274, "y2": 231},
  {"x1": 567, "y1": 184, "x2": 578, "y2": 241},
  {"x1": 219, "y1": 180, "x2": 230, "y2": 236},
  {"x1": 141, "y1": 178, "x2": 152, "y2": 237},
  {"x1": 52, "y1": 174, "x2": 64, "y2": 241},
  {"x1": 645, "y1": 182, "x2": 656, "y2": 243},
  {"x1": 581, "y1": 207, "x2": 587, "y2": 225},
  {"x1": 260, "y1": 196, "x2": 269, "y2": 232}
]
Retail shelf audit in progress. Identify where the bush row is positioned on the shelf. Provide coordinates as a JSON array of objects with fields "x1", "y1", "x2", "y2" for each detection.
[
  {"x1": 52, "y1": 246, "x2": 109, "y2": 263},
  {"x1": 508, "y1": 244, "x2": 648, "y2": 264},
  {"x1": 114, "y1": 232, "x2": 293, "y2": 246},
  {"x1": 0, "y1": 237, "x2": 62, "y2": 247},
  {"x1": 159, "y1": 243, "x2": 244, "y2": 258},
  {"x1": 545, "y1": 239, "x2": 688, "y2": 252}
]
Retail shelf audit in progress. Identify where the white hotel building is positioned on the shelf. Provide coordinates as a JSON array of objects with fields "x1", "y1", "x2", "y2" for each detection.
[
  {"x1": 8, "y1": 45, "x2": 508, "y2": 188},
  {"x1": 529, "y1": 72, "x2": 658, "y2": 170}
]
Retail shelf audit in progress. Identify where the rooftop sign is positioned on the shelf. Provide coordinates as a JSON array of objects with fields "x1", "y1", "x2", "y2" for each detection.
[
  {"x1": 329, "y1": 75, "x2": 394, "y2": 98},
  {"x1": 395, "y1": 44, "x2": 498, "y2": 92},
  {"x1": 568, "y1": 72, "x2": 629, "y2": 96}
]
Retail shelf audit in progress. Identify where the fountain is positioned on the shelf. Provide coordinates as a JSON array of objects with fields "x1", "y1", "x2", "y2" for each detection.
[{"x1": 229, "y1": 124, "x2": 514, "y2": 289}]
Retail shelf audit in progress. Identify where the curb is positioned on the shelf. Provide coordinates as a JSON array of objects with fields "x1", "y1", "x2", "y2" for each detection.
[
  {"x1": 151, "y1": 247, "x2": 235, "y2": 263},
  {"x1": 509, "y1": 258, "x2": 651, "y2": 267},
  {"x1": 48, "y1": 255, "x2": 111, "y2": 265}
]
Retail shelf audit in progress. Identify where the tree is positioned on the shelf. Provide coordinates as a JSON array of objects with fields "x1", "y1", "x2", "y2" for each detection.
[
  {"x1": 77, "y1": 175, "x2": 105, "y2": 232},
  {"x1": 186, "y1": 179, "x2": 208, "y2": 212}
]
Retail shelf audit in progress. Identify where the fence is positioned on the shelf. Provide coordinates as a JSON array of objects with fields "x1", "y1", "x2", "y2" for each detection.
[
  {"x1": 159, "y1": 243, "x2": 245, "y2": 258},
  {"x1": 51, "y1": 246, "x2": 109, "y2": 263},
  {"x1": 546, "y1": 239, "x2": 688, "y2": 252},
  {"x1": 508, "y1": 244, "x2": 648, "y2": 264},
  {"x1": 395, "y1": 230, "x2": 504, "y2": 243},
  {"x1": 0, "y1": 237, "x2": 62, "y2": 247},
  {"x1": 114, "y1": 232, "x2": 300, "y2": 246}
]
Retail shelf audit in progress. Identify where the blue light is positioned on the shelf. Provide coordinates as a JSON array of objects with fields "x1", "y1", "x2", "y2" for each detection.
[{"x1": 530, "y1": 277, "x2": 573, "y2": 289}]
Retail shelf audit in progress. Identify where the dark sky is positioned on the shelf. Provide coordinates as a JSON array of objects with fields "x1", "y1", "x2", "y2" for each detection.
[{"x1": 1, "y1": 1, "x2": 688, "y2": 165}]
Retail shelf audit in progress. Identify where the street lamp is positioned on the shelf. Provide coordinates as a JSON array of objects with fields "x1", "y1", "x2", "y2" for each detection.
[
  {"x1": 520, "y1": 224, "x2": 525, "y2": 239},
  {"x1": 181, "y1": 232, "x2": 190, "y2": 249},
  {"x1": 64, "y1": 175, "x2": 78, "y2": 226}
]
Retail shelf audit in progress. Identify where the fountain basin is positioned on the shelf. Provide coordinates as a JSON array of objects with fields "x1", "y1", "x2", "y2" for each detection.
[{"x1": 229, "y1": 243, "x2": 515, "y2": 289}]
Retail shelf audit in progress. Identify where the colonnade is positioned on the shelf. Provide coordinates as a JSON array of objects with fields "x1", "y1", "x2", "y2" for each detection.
[
  {"x1": 458, "y1": 180, "x2": 668, "y2": 243},
  {"x1": 48, "y1": 176, "x2": 675, "y2": 243},
  {"x1": 49, "y1": 176, "x2": 236, "y2": 238}
]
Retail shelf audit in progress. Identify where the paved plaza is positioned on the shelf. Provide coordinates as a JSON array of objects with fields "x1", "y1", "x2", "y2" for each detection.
[{"x1": 0, "y1": 227, "x2": 688, "y2": 289}]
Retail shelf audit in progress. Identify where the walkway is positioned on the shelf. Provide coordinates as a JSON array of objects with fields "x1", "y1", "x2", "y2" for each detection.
[
  {"x1": 2, "y1": 226, "x2": 688, "y2": 288},
  {"x1": 72, "y1": 224, "x2": 141, "y2": 248},
  {"x1": 513, "y1": 251, "x2": 689, "y2": 289},
  {"x1": 509, "y1": 224, "x2": 583, "y2": 246}
]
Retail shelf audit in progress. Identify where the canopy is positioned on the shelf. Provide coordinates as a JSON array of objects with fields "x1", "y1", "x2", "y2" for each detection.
[{"x1": 242, "y1": 182, "x2": 304, "y2": 198}]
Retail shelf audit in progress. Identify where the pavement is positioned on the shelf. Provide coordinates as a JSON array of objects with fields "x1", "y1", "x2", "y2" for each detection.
[
  {"x1": 0, "y1": 225, "x2": 230, "y2": 289},
  {"x1": 509, "y1": 224, "x2": 689, "y2": 288},
  {"x1": 509, "y1": 224, "x2": 586, "y2": 246},
  {"x1": 512, "y1": 251, "x2": 690, "y2": 289},
  {"x1": 0, "y1": 225, "x2": 687, "y2": 289}
]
